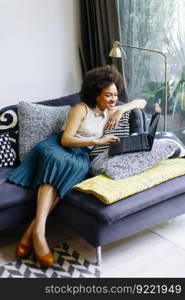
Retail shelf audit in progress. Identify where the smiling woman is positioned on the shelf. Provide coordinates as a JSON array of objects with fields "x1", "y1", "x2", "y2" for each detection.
[
  {"x1": 80, "y1": 65, "x2": 124, "y2": 108},
  {"x1": 7, "y1": 64, "x2": 124, "y2": 268},
  {"x1": 79, "y1": 65, "x2": 146, "y2": 131},
  {"x1": 8, "y1": 64, "x2": 146, "y2": 268},
  {"x1": 96, "y1": 84, "x2": 118, "y2": 110}
]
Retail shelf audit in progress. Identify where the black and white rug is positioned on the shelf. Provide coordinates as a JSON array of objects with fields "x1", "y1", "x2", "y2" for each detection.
[{"x1": 0, "y1": 242, "x2": 101, "y2": 278}]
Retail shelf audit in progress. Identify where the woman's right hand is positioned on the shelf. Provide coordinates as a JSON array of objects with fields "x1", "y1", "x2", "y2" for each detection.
[{"x1": 95, "y1": 135, "x2": 120, "y2": 146}]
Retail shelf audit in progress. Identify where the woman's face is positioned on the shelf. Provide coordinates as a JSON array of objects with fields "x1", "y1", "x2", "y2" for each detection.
[{"x1": 96, "y1": 83, "x2": 118, "y2": 110}]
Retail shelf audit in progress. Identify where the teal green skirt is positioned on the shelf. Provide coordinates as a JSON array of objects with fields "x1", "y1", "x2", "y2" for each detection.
[{"x1": 8, "y1": 132, "x2": 90, "y2": 198}]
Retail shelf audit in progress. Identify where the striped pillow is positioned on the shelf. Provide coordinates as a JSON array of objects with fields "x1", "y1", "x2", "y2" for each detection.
[{"x1": 90, "y1": 112, "x2": 130, "y2": 160}]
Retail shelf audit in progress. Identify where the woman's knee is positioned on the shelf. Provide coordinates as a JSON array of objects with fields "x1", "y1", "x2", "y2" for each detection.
[{"x1": 39, "y1": 183, "x2": 56, "y2": 194}]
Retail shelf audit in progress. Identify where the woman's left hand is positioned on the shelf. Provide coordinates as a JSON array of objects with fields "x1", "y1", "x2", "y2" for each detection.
[{"x1": 106, "y1": 110, "x2": 122, "y2": 130}]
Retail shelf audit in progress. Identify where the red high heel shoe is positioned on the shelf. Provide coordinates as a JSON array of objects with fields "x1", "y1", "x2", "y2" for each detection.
[
  {"x1": 16, "y1": 242, "x2": 32, "y2": 258},
  {"x1": 36, "y1": 251, "x2": 55, "y2": 267}
]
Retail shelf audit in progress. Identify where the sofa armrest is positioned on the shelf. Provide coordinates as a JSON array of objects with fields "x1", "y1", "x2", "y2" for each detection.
[{"x1": 129, "y1": 109, "x2": 147, "y2": 134}]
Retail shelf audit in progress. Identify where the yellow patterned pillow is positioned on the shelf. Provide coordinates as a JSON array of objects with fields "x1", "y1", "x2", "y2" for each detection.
[{"x1": 74, "y1": 158, "x2": 185, "y2": 205}]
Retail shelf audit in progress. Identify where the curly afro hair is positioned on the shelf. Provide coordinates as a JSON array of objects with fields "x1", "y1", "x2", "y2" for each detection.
[{"x1": 80, "y1": 65, "x2": 124, "y2": 108}]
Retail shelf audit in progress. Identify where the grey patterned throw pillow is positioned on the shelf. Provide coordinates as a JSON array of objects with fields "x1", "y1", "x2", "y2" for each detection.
[
  {"x1": 18, "y1": 101, "x2": 71, "y2": 161},
  {"x1": 155, "y1": 131, "x2": 185, "y2": 158},
  {"x1": 90, "y1": 140, "x2": 177, "y2": 179}
]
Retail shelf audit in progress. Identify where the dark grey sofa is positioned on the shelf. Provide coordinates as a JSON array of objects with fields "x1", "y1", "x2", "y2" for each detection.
[{"x1": 1, "y1": 93, "x2": 185, "y2": 265}]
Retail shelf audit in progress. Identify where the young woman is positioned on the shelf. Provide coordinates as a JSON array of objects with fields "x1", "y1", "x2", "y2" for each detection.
[{"x1": 8, "y1": 65, "x2": 146, "y2": 267}]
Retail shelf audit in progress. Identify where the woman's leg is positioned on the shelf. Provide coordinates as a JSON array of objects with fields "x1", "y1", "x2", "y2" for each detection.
[
  {"x1": 32, "y1": 184, "x2": 59, "y2": 256},
  {"x1": 17, "y1": 185, "x2": 59, "y2": 250}
]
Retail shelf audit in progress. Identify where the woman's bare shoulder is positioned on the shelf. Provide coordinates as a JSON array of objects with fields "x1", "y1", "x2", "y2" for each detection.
[{"x1": 68, "y1": 103, "x2": 88, "y2": 119}]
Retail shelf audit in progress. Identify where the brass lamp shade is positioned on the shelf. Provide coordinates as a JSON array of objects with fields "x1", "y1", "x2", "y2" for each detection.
[
  {"x1": 109, "y1": 41, "x2": 127, "y2": 59},
  {"x1": 109, "y1": 47, "x2": 122, "y2": 57},
  {"x1": 109, "y1": 41, "x2": 122, "y2": 57}
]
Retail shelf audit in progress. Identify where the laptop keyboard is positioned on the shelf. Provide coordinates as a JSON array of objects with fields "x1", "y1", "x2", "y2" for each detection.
[{"x1": 123, "y1": 135, "x2": 149, "y2": 152}]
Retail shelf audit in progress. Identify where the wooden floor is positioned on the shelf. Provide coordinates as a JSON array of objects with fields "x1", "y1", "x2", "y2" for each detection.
[{"x1": 1, "y1": 213, "x2": 185, "y2": 277}]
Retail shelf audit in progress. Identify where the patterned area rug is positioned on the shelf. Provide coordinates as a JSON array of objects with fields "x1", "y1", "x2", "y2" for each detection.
[{"x1": 0, "y1": 242, "x2": 101, "y2": 278}]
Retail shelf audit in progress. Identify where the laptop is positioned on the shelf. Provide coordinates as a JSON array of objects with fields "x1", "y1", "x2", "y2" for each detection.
[{"x1": 109, "y1": 113, "x2": 160, "y2": 156}]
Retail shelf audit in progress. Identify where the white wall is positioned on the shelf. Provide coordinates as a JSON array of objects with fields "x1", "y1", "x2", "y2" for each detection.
[{"x1": 0, "y1": 0, "x2": 82, "y2": 108}]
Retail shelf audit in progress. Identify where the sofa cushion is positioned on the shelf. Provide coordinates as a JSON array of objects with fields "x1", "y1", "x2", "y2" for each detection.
[
  {"x1": 1, "y1": 165, "x2": 185, "y2": 226},
  {"x1": 90, "y1": 140, "x2": 176, "y2": 179},
  {"x1": 0, "y1": 105, "x2": 19, "y2": 163},
  {"x1": 155, "y1": 131, "x2": 185, "y2": 158},
  {"x1": 18, "y1": 101, "x2": 71, "y2": 161},
  {"x1": 63, "y1": 174, "x2": 185, "y2": 224},
  {"x1": 101, "y1": 141, "x2": 176, "y2": 180},
  {"x1": 0, "y1": 133, "x2": 16, "y2": 167},
  {"x1": 89, "y1": 112, "x2": 130, "y2": 160},
  {"x1": 0, "y1": 167, "x2": 36, "y2": 210},
  {"x1": 129, "y1": 109, "x2": 146, "y2": 134},
  {"x1": 76, "y1": 158, "x2": 185, "y2": 205}
]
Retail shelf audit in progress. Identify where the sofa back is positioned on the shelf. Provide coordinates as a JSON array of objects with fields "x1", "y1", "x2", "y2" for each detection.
[{"x1": 0, "y1": 92, "x2": 146, "y2": 165}]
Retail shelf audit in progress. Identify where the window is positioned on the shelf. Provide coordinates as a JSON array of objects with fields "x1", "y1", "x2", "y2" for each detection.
[{"x1": 118, "y1": 0, "x2": 185, "y2": 143}]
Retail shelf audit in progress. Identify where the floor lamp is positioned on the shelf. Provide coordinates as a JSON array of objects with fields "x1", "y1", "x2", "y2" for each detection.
[{"x1": 109, "y1": 41, "x2": 168, "y2": 131}]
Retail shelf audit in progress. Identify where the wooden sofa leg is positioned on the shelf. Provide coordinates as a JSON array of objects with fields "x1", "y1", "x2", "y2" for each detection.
[{"x1": 96, "y1": 246, "x2": 102, "y2": 266}]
